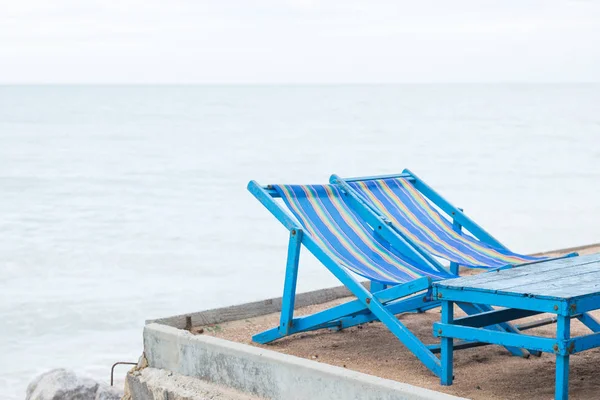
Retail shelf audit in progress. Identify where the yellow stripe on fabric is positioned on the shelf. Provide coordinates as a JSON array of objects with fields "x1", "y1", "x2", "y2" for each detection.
[
  {"x1": 278, "y1": 185, "x2": 398, "y2": 282},
  {"x1": 397, "y1": 179, "x2": 529, "y2": 264},
  {"x1": 300, "y1": 186, "x2": 402, "y2": 282},
  {"x1": 375, "y1": 180, "x2": 483, "y2": 265},
  {"x1": 320, "y1": 186, "x2": 422, "y2": 280},
  {"x1": 277, "y1": 186, "x2": 342, "y2": 263},
  {"x1": 354, "y1": 180, "x2": 479, "y2": 265}
]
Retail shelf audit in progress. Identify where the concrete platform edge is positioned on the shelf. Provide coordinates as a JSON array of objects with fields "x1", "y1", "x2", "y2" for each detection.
[{"x1": 143, "y1": 323, "x2": 467, "y2": 400}]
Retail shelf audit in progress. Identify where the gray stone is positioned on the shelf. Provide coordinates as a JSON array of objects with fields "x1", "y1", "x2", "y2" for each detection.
[
  {"x1": 95, "y1": 384, "x2": 123, "y2": 400},
  {"x1": 26, "y1": 369, "x2": 99, "y2": 400},
  {"x1": 26, "y1": 368, "x2": 123, "y2": 400}
]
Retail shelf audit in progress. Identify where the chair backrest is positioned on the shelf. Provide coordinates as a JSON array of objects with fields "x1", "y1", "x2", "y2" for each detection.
[
  {"x1": 273, "y1": 184, "x2": 453, "y2": 284},
  {"x1": 347, "y1": 178, "x2": 542, "y2": 269}
]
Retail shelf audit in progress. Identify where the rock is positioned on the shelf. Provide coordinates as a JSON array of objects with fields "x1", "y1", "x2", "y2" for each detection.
[
  {"x1": 95, "y1": 384, "x2": 123, "y2": 400},
  {"x1": 136, "y1": 354, "x2": 148, "y2": 370},
  {"x1": 26, "y1": 368, "x2": 123, "y2": 400}
]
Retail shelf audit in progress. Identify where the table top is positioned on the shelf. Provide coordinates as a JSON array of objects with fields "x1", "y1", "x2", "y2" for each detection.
[{"x1": 434, "y1": 253, "x2": 600, "y2": 301}]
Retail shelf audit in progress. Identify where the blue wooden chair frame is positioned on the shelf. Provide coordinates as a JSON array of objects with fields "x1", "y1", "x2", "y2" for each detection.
[{"x1": 247, "y1": 179, "x2": 557, "y2": 375}]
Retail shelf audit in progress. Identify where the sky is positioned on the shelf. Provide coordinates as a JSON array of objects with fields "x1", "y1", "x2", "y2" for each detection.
[{"x1": 1, "y1": 0, "x2": 599, "y2": 83}]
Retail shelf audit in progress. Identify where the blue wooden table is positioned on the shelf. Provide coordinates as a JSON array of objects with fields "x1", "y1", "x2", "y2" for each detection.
[{"x1": 432, "y1": 253, "x2": 600, "y2": 400}]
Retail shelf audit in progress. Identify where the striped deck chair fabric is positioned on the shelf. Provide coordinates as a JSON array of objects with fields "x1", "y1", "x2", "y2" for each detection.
[
  {"x1": 347, "y1": 178, "x2": 544, "y2": 269},
  {"x1": 273, "y1": 184, "x2": 454, "y2": 285}
]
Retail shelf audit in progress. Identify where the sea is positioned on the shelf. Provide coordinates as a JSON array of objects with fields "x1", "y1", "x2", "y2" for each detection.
[{"x1": 1, "y1": 84, "x2": 599, "y2": 399}]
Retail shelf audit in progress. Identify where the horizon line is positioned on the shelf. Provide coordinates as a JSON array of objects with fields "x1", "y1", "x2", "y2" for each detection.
[{"x1": 1, "y1": 81, "x2": 599, "y2": 86}]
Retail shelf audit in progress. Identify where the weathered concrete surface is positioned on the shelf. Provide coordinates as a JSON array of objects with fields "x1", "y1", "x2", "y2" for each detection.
[
  {"x1": 127, "y1": 368, "x2": 264, "y2": 400},
  {"x1": 26, "y1": 369, "x2": 122, "y2": 400},
  {"x1": 144, "y1": 324, "x2": 465, "y2": 400}
]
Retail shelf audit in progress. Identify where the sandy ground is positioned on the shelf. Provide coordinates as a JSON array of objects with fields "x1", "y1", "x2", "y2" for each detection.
[{"x1": 200, "y1": 245, "x2": 600, "y2": 400}]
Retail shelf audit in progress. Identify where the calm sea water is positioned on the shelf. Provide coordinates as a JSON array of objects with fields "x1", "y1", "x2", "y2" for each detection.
[{"x1": 1, "y1": 84, "x2": 599, "y2": 398}]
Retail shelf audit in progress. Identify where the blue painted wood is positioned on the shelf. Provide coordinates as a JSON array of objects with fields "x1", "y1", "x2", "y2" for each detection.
[
  {"x1": 453, "y1": 307, "x2": 542, "y2": 328},
  {"x1": 370, "y1": 280, "x2": 386, "y2": 293},
  {"x1": 434, "y1": 253, "x2": 600, "y2": 399},
  {"x1": 576, "y1": 312, "x2": 600, "y2": 332},
  {"x1": 440, "y1": 254, "x2": 598, "y2": 288},
  {"x1": 571, "y1": 332, "x2": 600, "y2": 354},
  {"x1": 440, "y1": 255, "x2": 591, "y2": 290},
  {"x1": 334, "y1": 295, "x2": 431, "y2": 330},
  {"x1": 375, "y1": 276, "x2": 431, "y2": 303},
  {"x1": 254, "y1": 294, "x2": 430, "y2": 343},
  {"x1": 402, "y1": 168, "x2": 508, "y2": 250},
  {"x1": 436, "y1": 253, "x2": 600, "y2": 301},
  {"x1": 428, "y1": 315, "x2": 560, "y2": 354},
  {"x1": 570, "y1": 294, "x2": 600, "y2": 315},
  {"x1": 449, "y1": 208, "x2": 463, "y2": 275},
  {"x1": 488, "y1": 267, "x2": 600, "y2": 296},
  {"x1": 440, "y1": 301, "x2": 454, "y2": 386},
  {"x1": 555, "y1": 316, "x2": 570, "y2": 400},
  {"x1": 434, "y1": 322, "x2": 560, "y2": 354},
  {"x1": 436, "y1": 286, "x2": 565, "y2": 315},
  {"x1": 342, "y1": 172, "x2": 415, "y2": 182},
  {"x1": 429, "y1": 339, "x2": 476, "y2": 353},
  {"x1": 279, "y1": 229, "x2": 303, "y2": 336},
  {"x1": 255, "y1": 278, "x2": 432, "y2": 343}
]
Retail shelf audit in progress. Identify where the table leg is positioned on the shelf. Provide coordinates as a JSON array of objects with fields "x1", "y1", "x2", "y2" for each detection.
[
  {"x1": 441, "y1": 300, "x2": 454, "y2": 386},
  {"x1": 555, "y1": 315, "x2": 571, "y2": 400}
]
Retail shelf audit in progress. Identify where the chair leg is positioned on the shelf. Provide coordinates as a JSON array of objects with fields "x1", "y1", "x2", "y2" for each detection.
[
  {"x1": 449, "y1": 262, "x2": 460, "y2": 275},
  {"x1": 366, "y1": 294, "x2": 441, "y2": 376},
  {"x1": 279, "y1": 229, "x2": 303, "y2": 336}
]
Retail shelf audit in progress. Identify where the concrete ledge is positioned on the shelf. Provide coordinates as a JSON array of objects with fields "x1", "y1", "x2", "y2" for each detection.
[{"x1": 144, "y1": 323, "x2": 466, "y2": 400}]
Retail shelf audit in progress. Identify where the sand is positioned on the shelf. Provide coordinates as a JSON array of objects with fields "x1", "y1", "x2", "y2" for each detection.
[{"x1": 199, "y1": 245, "x2": 600, "y2": 400}]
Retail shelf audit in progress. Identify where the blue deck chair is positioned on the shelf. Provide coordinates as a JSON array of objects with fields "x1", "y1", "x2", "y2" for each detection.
[
  {"x1": 330, "y1": 170, "x2": 585, "y2": 339},
  {"x1": 248, "y1": 180, "x2": 537, "y2": 377},
  {"x1": 331, "y1": 169, "x2": 553, "y2": 275}
]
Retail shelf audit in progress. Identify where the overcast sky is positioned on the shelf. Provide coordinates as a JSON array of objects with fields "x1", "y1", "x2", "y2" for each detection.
[{"x1": 1, "y1": 0, "x2": 599, "y2": 83}]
